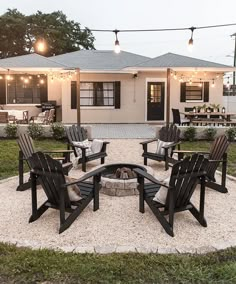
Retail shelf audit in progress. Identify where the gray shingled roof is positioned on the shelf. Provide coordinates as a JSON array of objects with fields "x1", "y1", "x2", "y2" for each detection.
[
  {"x1": 136, "y1": 52, "x2": 231, "y2": 68},
  {"x1": 0, "y1": 53, "x2": 68, "y2": 69},
  {"x1": 51, "y1": 50, "x2": 151, "y2": 71}
]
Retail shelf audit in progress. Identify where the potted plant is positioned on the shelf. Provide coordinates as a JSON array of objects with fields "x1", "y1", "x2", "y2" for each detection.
[
  {"x1": 200, "y1": 104, "x2": 207, "y2": 113},
  {"x1": 210, "y1": 103, "x2": 220, "y2": 113}
]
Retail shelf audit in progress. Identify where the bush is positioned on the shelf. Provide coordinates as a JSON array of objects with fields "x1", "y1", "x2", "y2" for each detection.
[
  {"x1": 4, "y1": 123, "x2": 18, "y2": 138},
  {"x1": 203, "y1": 127, "x2": 217, "y2": 141},
  {"x1": 27, "y1": 123, "x2": 44, "y2": 139},
  {"x1": 184, "y1": 126, "x2": 196, "y2": 141},
  {"x1": 226, "y1": 127, "x2": 236, "y2": 142},
  {"x1": 51, "y1": 122, "x2": 65, "y2": 140}
]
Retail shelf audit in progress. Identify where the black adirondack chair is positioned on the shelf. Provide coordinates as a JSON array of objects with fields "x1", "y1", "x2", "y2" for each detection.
[
  {"x1": 66, "y1": 125, "x2": 109, "y2": 172},
  {"x1": 134, "y1": 154, "x2": 208, "y2": 237},
  {"x1": 140, "y1": 124, "x2": 181, "y2": 170},
  {"x1": 174, "y1": 135, "x2": 229, "y2": 193},
  {"x1": 17, "y1": 133, "x2": 73, "y2": 191},
  {"x1": 29, "y1": 152, "x2": 105, "y2": 233},
  {"x1": 172, "y1": 108, "x2": 190, "y2": 126}
]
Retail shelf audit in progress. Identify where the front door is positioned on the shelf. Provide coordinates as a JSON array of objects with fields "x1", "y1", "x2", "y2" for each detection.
[{"x1": 147, "y1": 82, "x2": 165, "y2": 121}]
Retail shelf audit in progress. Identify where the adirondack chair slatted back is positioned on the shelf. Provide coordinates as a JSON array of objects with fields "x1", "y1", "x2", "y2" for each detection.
[
  {"x1": 206, "y1": 135, "x2": 229, "y2": 180},
  {"x1": 17, "y1": 133, "x2": 35, "y2": 166},
  {"x1": 159, "y1": 124, "x2": 180, "y2": 142},
  {"x1": 66, "y1": 125, "x2": 87, "y2": 144},
  {"x1": 29, "y1": 152, "x2": 71, "y2": 208},
  {"x1": 172, "y1": 109, "x2": 181, "y2": 125},
  {"x1": 166, "y1": 154, "x2": 207, "y2": 210}
]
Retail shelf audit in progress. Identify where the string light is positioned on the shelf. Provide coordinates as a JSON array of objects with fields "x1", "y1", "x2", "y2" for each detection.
[
  {"x1": 211, "y1": 79, "x2": 215, "y2": 87},
  {"x1": 199, "y1": 79, "x2": 202, "y2": 87},
  {"x1": 188, "y1": 27, "x2": 195, "y2": 51},
  {"x1": 87, "y1": 22, "x2": 236, "y2": 51},
  {"x1": 113, "y1": 29, "x2": 120, "y2": 53},
  {"x1": 226, "y1": 77, "x2": 230, "y2": 88}
]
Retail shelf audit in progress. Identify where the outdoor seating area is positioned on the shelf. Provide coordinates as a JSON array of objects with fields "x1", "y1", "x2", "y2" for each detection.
[{"x1": 0, "y1": 132, "x2": 235, "y2": 253}]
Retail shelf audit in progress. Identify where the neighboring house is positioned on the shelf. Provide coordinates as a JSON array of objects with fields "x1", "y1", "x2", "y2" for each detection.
[{"x1": 0, "y1": 51, "x2": 234, "y2": 124}]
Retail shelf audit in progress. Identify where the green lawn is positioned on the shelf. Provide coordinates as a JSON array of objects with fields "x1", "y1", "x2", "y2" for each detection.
[
  {"x1": 1, "y1": 139, "x2": 236, "y2": 180},
  {"x1": 0, "y1": 138, "x2": 236, "y2": 283},
  {"x1": 0, "y1": 243, "x2": 235, "y2": 283}
]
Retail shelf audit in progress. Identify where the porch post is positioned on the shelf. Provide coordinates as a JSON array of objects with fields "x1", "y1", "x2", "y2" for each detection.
[
  {"x1": 166, "y1": 68, "x2": 171, "y2": 124},
  {"x1": 76, "y1": 68, "x2": 81, "y2": 125}
]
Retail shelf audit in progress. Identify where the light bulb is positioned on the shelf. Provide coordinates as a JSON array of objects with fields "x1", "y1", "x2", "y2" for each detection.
[{"x1": 114, "y1": 40, "x2": 120, "y2": 54}]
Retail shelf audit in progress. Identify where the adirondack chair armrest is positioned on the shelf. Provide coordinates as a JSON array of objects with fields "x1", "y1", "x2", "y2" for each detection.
[
  {"x1": 43, "y1": 150, "x2": 74, "y2": 154},
  {"x1": 173, "y1": 150, "x2": 210, "y2": 155},
  {"x1": 62, "y1": 167, "x2": 106, "y2": 187},
  {"x1": 162, "y1": 141, "x2": 181, "y2": 149},
  {"x1": 140, "y1": 138, "x2": 157, "y2": 145},
  {"x1": 133, "y1": 168, "x2": 169, "y2": 188},
  {"x1": 102, "y1": 141, "x2": 110, "y2": 145},
  {"x1": 208, "y1": 159, "x2": 225, "y2": 163},
  {"x1": 72, "y1": 144, "x2": 89, "y2": 150}
]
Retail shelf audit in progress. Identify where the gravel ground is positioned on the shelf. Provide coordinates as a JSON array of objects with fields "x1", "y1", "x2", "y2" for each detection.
[{"x1": 0, "y1": 139, "x2": 236, "y2": 254}]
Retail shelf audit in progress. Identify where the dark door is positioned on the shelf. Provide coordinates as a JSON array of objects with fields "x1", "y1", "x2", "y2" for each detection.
[{"x1": 147, "y1": 82, "x2": 165, "y2": 121}]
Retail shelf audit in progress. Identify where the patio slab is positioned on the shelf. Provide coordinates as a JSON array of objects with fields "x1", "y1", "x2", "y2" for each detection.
[{"x1": 0, "y1": 139, "x2": 236, "y2": 254}]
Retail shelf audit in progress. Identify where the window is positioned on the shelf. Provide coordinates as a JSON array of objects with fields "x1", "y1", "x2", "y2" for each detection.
[
  {"x1": 80, "y1": 82, "x2": 115, "y2": 106},
  {"x1": 6, "y1": 74, "x2": 47, "y2": 104},
  {"x1": 180, "y1": 82, "x2": 209, "y2": 103},
  {"x1": 185, "y1": 82, "x2": 203, "y2": 101},
  {"x1": 71, "y1": 81, "x2": 120, "y2": 109}
]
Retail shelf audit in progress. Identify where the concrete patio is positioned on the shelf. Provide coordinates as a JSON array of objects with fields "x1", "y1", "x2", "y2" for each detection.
[{"x1": 0, "y1": 138, "x2": 236, "y2": 254}]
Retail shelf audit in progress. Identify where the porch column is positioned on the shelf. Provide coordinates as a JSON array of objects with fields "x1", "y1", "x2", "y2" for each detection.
[
  {"x1": 76, "y1": 68, "x2": 80, "y2": 125},
  {"x1": 166, "y1": 68, "x2": 171, "y2": 124}
]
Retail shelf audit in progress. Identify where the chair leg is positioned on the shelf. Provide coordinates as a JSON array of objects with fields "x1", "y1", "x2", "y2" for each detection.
[
  {"x1": 29, "y1": 173, "x2": 48, "y2": 222},
  {"x1": 101, "y1": 157, "x2": 105, "y2": 164},
  {"x1": 138, "y1": 177, "x2": 145, "y2": 213},
  {"x1": 93, "y1": 175, "x2": 100, "y2": 211},
  {"x1": 144, "y1": 157, "x2": 147, "y2": 166}
]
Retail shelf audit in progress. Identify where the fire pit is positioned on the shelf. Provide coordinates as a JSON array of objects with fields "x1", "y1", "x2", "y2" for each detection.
[{"x1": 101, "y1": 163, "x2": 151, "y2": 197}]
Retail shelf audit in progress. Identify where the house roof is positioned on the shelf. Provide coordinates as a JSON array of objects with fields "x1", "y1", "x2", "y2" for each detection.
[
  {"x1": 0, "y1": 53, "x2": 69, "y2": 71},
  {"x1": 125, "y1": 52, "x2": 234, "y2": 72},
  {"x1": 51, "y1": 50, "x2": 151, "y2": 72}
]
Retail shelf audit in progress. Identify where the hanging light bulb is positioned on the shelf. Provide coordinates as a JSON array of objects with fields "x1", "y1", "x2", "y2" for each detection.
[
  {"x1": 113, "y1": 29, "x2": 120, "y2": 54},
  {"x1": 211, "y1": 79, "x2": 215, "y2": 87},
  {"x1": 189, "y1": 79, "x2": 192, "y2": 85},
  {"x1": 35, "y1": 38, "x2": 47, "y2": 54},
  {"x1": 226, "y1": 77, "x2": 230, "y2": 89},
  {"x1": 173, "y1": 72, "x2": 177, "y2": 80},
  {"x1": 199, "y1": 79, "x2": 202, "y2": 87},
  {"x1": 188, "y1": 27, "x2": 195, "y2": 52}
]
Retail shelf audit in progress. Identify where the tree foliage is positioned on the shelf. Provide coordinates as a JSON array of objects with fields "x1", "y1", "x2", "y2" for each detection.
[{"x1": 0, "y1": 9, "x2": 95, "y2": 58}]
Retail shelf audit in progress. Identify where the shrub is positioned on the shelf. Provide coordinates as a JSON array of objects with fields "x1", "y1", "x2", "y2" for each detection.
[
  {"x1": 226, "y1": 127, "x2": 236, "y2": 142},
  {"x1": 203, "y1": 127, "x2": 217, "y2": 141},
  {"x1": 183, "y1": 126, "x2": 196, "y2": 141},
  {"x1": 4, "y1": 123, "x2": 18, "y2": 138},
  {"x1": 27, "y1": 123, "x2": 44, "y2": 139},
  {"x1": 51, "y1": 122, "x2": 65, "y2": 140}
]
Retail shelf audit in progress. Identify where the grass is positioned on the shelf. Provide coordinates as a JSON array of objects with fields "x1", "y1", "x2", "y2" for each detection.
[
  {"x1": 0, "y1": 138, "x2": 236, "y2": 283},
  {"x1": 1, "y1": 138, "x2": 236, "y2": 180},
  {"x1": 0, "y1": 243, "x2": 235, "y2": 283}
]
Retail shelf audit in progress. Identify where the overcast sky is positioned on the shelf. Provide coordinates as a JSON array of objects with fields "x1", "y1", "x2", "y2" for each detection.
[{"x1": 1, "y1": 0, "x2": 236, "y2": 67}]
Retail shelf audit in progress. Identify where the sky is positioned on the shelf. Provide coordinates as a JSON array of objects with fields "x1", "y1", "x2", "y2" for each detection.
[{"x1": 1, "y1": 0, "x2": 236, "y2": 69}]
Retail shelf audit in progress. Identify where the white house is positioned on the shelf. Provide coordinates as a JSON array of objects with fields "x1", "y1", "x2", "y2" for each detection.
[{"x1": 0, "y1": 50, "x2": 234, "y2": 124}]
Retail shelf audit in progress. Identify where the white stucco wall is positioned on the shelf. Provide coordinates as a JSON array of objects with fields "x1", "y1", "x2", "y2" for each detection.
[{"x1": 59, "y1": 71, "x2": 224, "y2": 124}]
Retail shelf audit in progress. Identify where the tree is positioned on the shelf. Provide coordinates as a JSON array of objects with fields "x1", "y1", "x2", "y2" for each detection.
[{"x1": 0, "y1": 9, "x2": 95, "y2": 58}]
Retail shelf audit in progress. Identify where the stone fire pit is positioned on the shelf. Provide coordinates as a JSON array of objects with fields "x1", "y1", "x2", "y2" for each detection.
[{"x1": 100, "y1": 163, "x2": 153, "y2": 197}]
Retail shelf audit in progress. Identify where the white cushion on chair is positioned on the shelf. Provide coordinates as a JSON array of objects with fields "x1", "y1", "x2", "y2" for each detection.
[
  {"x1": 65, "y1": 176, "x2": 82, "y2": 201},
  {"x1": 72, "y1": 139, "x2": 93, "y2": 157},
  {"x1": 153, "y1": 177, "x2": 170, "y2": 204},
  {"x1": 156, "y1": 139, "x2": 173, "y2": 156},
  {"x1": 91, "y1": 139, "x2": 103, "y2": 154}
]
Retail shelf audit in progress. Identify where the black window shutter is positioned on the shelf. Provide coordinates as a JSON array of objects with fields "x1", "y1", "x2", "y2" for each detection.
[
  {"x1": 0, "y1": 79, "x2": 6, "y2": 104},
  {"x1": 40, "y1": 80, "x2": 48, "y2": 103},
  {"x1": 203, "y1": 82, "x2": 209, "y2": 102},
  {"x1": 180, "y1": 82, "x2": 186, "y2": 102},
  {"x1": 71, "y1": 81, "x2": 77, "y2": 109},
  {"x1": 114, "y1": 81, "x2": 120, "y2": 109}
]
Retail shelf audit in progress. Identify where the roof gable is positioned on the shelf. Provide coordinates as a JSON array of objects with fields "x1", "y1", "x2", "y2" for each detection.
[
  {"x1": 51, "y1": 50, "x2": 151, "y2": 71},
  {"x1": 0, "y1": 53, "x2": 67, "y2": 69},
  {"x1": 136, "y1": 52, "x2": 231, "y2": 68}
]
